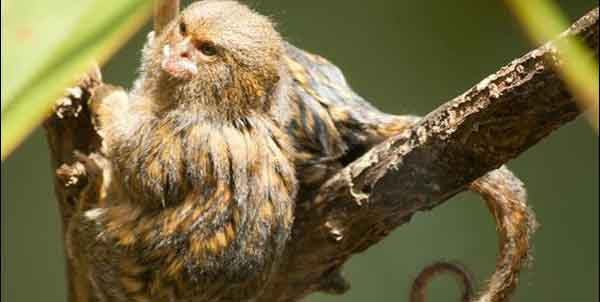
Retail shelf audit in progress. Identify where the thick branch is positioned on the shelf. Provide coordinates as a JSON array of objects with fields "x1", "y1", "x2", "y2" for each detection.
[{"x1": 43, "y1": 7, "x2": 598, "y2": 302}]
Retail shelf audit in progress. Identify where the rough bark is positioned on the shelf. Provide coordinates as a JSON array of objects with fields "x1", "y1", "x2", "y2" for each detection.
[{"x1": 43, "y1": 8, "x2": 599, "y2": 302}]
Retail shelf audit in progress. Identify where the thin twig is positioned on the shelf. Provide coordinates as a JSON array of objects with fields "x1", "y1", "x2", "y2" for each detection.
[{"x1": 154, "y1": 0, "x2": 180, "y2": 35}]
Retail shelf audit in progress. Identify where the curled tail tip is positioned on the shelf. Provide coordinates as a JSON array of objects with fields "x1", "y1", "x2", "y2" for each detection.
[
  {"x1": 410, "y1": 261, "x2": 474, "y2": 302},
  {"x1": 412, "y1": 167, "x2": 537, "y2": 302}
]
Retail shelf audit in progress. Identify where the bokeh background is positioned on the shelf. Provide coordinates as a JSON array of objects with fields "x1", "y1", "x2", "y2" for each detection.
[{"x1": 2, "y1": 1, "x2": 598, "y2": 301}]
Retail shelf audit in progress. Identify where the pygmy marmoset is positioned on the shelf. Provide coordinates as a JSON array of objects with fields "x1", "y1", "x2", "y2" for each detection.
[{"x1": 69, "y1": 1, "x2": 535, "y2": 301}]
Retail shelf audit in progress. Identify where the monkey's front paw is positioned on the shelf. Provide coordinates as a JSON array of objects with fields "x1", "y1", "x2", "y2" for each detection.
[
  {"x1": 56, "y1": 151, "x2": 111, "y2": 211},
  {"x1": 54, "y1": 86, "x2": 85, "y2": 119},
  {"x1": 52, "y1": 65, "x2": 102, "y2": 119},
  {"x1": 72, "y1": 151, "x2": 104, "y2": 182}
]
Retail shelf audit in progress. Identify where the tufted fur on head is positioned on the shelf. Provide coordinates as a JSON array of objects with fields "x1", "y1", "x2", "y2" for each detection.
[{"x1": 133, "y1": 0, "x2": 286, "y2": 121}]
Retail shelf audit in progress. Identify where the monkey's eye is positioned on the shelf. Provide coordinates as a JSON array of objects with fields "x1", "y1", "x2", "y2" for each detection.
[
  {"x1": 179, "y1": 22, "x2": 187, "y2": 35},
  {"x1": 198, "y1": 42, "x2": 218, "y2": 57}
]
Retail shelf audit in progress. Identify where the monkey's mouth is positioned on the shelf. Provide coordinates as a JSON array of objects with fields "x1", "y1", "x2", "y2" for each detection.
[{"x1": 161, "y1": 45, "x2": 198, "y2": 80}]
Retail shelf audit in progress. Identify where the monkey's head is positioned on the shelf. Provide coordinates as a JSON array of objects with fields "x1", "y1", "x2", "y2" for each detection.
[{"x1": 139, "y1": 0, "x2": 284, "y2": 116}]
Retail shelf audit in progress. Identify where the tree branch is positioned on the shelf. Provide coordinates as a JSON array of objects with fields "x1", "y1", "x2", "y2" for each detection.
[
  {"x1": 260, "y1": 8, "x2": 599, "y2": 301},
  {"x1": 43, "y1": 7, "x2": 598, "y2": 302}
]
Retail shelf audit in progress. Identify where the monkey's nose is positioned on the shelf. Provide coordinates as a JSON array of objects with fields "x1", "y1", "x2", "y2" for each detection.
[
  {"x1": 161, "y1": 45, "x2": 198, "y2": 80},
  {"x1": 180, "y1": 50, "x2": 192, "y2": 59}
]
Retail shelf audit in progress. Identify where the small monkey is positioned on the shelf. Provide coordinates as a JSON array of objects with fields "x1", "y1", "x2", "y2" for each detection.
[{"x1": 69, "y1": 1, "x2": 536, "y2": 301}]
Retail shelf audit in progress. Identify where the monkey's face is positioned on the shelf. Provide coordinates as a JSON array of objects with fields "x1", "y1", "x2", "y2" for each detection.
[{"x1": 149, "y1": 0, "x2": 284, "y2": 111}]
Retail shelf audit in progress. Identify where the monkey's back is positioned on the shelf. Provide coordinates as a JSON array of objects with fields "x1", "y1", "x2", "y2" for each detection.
[{"x1": 282, "y1": 43, "x2": 420, "y2": 188}]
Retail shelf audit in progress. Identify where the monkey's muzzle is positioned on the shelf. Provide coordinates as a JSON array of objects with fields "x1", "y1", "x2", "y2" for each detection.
[{"x1": 161, "y1": 43, "x2": 198, "y2": 80}]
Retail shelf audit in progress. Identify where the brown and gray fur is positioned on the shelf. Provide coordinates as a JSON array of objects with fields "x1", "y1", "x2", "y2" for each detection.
[
  {"x1": 68, "y1": 1, "x2": 536, "y2": 302},
  {"x1": 74, "y1": 2, "x2": 295, "y2": 301}
]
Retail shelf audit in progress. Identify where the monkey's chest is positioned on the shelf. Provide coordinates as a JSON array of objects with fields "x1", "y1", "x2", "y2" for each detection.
[
  {"x1": 113, "y1": 121, "x2": 297, "y2": 213},
  {"x1": 106, "y1": 122, "x2": 297, "y2": 299}
]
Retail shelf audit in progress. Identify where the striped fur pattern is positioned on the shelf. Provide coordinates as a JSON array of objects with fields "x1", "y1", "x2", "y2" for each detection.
[
  {"x1": 283, "y1": 43, "x2": 420, "y2": 187},
  {"x1": 74, "y1": 2, "x2": 296, "y2": 301},
  {"x1": 82, "y1": 87, "x2": 296, "y2": 302}
]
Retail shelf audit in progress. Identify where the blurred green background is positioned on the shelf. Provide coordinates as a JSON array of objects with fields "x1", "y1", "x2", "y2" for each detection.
[{"x1": 2, "y1": 0, "x2": 598, "y2": 301}]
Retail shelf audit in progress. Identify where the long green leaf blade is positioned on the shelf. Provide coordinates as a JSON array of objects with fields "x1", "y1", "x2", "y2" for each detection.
[{"x1": 1, "y1": 0, "x2": 152, "y2": 160}]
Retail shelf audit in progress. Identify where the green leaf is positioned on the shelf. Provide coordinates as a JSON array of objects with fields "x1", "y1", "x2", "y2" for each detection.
[{"x1": 1, "y1": 0, "x2": 153, "y2": 160}]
